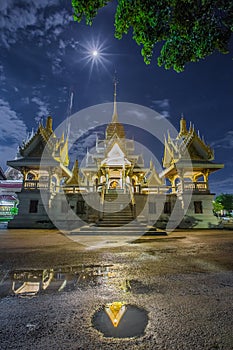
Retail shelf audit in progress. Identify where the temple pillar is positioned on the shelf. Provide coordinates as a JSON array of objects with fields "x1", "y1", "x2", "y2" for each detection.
[
  {"x1": 168, "y1": 176, "x2": 176, "y2": 193},
  {"x1": 203, "y1": 169, "x2": 210, "y2": 190},
  {"x1": 106, "y1": 167, "x2": 109, "y2": 191},
  {"x1": 22, "y1": 167, "x2": 27, "y2": 190},
  {"x1": 177, "y1": 171, "x2": 184, "y2": 193}
]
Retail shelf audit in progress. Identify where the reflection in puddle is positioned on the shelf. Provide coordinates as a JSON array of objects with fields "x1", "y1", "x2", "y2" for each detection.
[
  {"x1": 0, "y1": 265, "x2": 114, "y2": 298},
  {"x1": 92, "y1": 303, "x2": 148, "y2": 338},
  {"x1": 105, "y1": 301, "x2": 127, "y2": 327},
  {"x1": 12, "y1": 269, "x2": 54, "y2": 297}
]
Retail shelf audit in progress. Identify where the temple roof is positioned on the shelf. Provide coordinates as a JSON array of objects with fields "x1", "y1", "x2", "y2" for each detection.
[
  {"x1": 7, "y1": 117, "x2": 70, "y2": 173},
  {"x1": 163, "y1": 117, "x2": 215, "y2": 169}
]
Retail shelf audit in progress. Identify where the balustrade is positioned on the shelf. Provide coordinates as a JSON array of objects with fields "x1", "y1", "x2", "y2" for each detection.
[
  {"x1": 24, "y1": 180, "x2": 49, "y2": 190},
  {"x1": 177, "y1": 182, "x2": 209, "y2": 193}
]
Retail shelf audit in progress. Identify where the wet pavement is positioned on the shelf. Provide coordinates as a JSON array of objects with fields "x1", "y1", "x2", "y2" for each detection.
[{"x1": 0, "y1": 228, "x2": 233, "y2": 349}]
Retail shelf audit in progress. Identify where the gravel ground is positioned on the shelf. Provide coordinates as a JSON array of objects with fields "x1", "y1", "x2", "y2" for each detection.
[{"x1": 0, "y1": 229, "x2": 233, "y2": 350}]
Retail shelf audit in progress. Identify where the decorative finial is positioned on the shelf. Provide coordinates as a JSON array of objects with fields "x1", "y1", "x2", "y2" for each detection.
[
  {"x1": 73, "y1": 159, "x2": 79, "y2": 173},
  {"x1": 150, "y1": 159, "x2": 154, "y2": 170},
  {"x1": 179, "y1": 114, "x2": 187, "y2": 137},
  {"x1": 112, "y1": 70, "x2": 118, "y2": 123},
  {"x1": 46, "y1": 116, "x2": 53, "y2": 133}
]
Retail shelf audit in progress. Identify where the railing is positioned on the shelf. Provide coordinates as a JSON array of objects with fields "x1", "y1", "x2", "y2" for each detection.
[
  {"x1": 177, "y1": 182, "x2": 209, "y2": 193},
  {"x1": 100, "y1": 184, "x2": 106, "y2": 205},
  {"x1": 64, "y1": 185, "x2": 91, "y2": 194},
  {"x1": 99, "y1": 184, "x2": 106, "y2": 220},
  {"x1": 126, "y1": 184, "x2": 136, "y2": 218},
  {"x1": 140, "y1": 185, "x2": 171, "y2": 194},
  {"x1": 24, "y1": 180, "x2": 49, "y2": 190}
]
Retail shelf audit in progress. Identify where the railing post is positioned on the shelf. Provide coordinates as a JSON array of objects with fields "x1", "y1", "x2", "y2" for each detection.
[{"x1": 99, "y1": 184, "x2": 105, "y2": 220}]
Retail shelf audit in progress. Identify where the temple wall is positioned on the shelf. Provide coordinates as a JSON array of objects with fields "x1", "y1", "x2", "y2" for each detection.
[
  {"x1": 178, "y1": 193, "x2": 219, "y2": 229},
  {"x1": 8, "y1": 190, "x2": 53, "y2": 229},
  {"x1": 9, "y1": 189, "x2": 220, "y2": 230}
]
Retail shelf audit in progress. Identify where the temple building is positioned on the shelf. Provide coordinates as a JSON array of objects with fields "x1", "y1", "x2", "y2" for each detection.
[
  {"x1": 7, "y1": 87, "x2": 224, "y2": 230},
  {"x1": 0, "y1": 167, "x2": 21, "y2": 222}
]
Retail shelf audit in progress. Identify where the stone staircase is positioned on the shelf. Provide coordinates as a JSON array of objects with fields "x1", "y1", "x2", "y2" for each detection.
[
  {"x1": 68, "y1": 190, "x2": 167, "y2": 237},
  {"x1": 98, "y1": 192, "x2": 134, "y2": 227}
]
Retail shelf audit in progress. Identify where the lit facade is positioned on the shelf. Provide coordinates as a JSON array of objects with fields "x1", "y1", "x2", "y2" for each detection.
[{"x1": 7, "y1": 90, "x2": 223, "y2": 230}]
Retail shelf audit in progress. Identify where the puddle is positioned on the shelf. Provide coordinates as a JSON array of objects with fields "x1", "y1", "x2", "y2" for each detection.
[
  {"x1": 0, "y1": 265, "x2": 114, "y2": 299},
  {"x1": 92, "y1": 302, "x2": 148, "y2": 338}
]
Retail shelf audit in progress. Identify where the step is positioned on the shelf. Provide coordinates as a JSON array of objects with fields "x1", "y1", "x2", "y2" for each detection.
[
  {"x1": 100, "y1": 217, "x2": 133, "y2": 221},
  {"x1": 68, "y1": 224, "x2": 167, "y2": 236},
  {"x1": 102, "y1": 213, "x2": 133, "y2": 217}
]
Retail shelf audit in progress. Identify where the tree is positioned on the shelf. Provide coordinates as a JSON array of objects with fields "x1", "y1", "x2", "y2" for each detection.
[
  {"x1": 212, "y1": 200, "x2": 224, "y2": 217},
  {"x1": 215, "y1": 193, "x2": 233, "y2": 215},
  {"x1": 72, "y1": 0, "x2": 233, "y2": 72}
]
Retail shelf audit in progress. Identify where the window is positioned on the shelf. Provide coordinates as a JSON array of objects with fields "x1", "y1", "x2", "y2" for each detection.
[
  {"x1": 148, "y1": 202, "x2": 156, "y2": 214},
  {"x1": 76, "y1": 201, "x2": 85, "y2": 214},
  {"x1": 164, "y1": 202, "x2": 171, "y2": 214},
  {"x1": 194, "y1": 201, "x2": 203, "y2": 214},
  {"x1": 27, "y1": 173, "x2": 35, "y2": 180},
  {"x1": 29, "y1": 200, "x2": 38, "y2": 213}
]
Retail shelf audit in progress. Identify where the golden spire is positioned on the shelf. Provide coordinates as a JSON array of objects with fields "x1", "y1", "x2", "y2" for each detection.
[
  {"x1": 105, "y1": 77, "x2": 125, "y2": 140},
  {"x1": 150, "y1": 159, "x2": 154, "y2": 170},
  {"x1": 179, "y1": 114, "x2": 188, "y2": 137},
  {"x1": 46, "y1": 116, "x2": 53, "y2": 133},
  {"x1": 112, "y1": 77, "x2": 118, "y2": 123}
]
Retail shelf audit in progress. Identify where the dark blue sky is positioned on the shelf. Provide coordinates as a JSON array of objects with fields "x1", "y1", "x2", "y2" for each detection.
[{"x1": 0, "y1": 0, "x2": 232, "y2": 194}]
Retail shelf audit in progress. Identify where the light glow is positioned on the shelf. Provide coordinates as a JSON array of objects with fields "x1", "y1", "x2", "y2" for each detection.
[
  {"x1": 92, "y1": 50, "x2": 98, "y2": 57},
  {"x1": 77, "y1": 36, "x2": 111, "y2": 80}
]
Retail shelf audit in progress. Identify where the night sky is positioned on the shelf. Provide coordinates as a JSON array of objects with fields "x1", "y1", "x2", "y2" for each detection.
[{"x1": 0, "y1": 0, "x2": 232, "y2": 195}]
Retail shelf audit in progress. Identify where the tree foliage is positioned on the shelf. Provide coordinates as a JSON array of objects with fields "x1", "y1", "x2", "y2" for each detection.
[
  {"x1": 212, "y1": 200, "x2": 224, "y2": 216},
  {"x1": 72, "y1": 0, "x2": 233, "y2": 72},
  {"x1": 215, "y1": 193, "x2": 233, "y2": 214}
]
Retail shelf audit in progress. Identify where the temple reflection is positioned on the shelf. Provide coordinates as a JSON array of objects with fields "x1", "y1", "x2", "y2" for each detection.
[
  {"x1": 0, "y1": 265, "x2": 115, "y2": 299},
  {"x1": 105, "y1": 302, "x2": 127, "y2": 327},
  {"x1": 93, "y1": 303, "x2": 148, "y2": 338}
]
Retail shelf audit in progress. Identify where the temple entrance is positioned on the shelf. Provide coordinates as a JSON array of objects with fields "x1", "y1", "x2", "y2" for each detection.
[{"x1": 109, "y1": 180, "x2": 121, "y2": 189}]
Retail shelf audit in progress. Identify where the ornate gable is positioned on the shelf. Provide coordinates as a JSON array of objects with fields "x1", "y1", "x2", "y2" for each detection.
[
  {"x1": 101, "y1": 142, "x2": 131, "y2": 166},
  {"x1": 145, "y1": 162, "x2": 163, "y2": 186}
]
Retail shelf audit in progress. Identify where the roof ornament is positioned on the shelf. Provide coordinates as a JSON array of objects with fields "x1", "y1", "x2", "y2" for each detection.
[
  {"x1": 46, "y1": 116, "x2": 53, "y2": 133},
  {"x1": 150, "y1": 159, "x2": 154, "y2": 170},
  {"x1": 112, "y1": 71, "x2": 118, "y2": 123},
  {"x1": 179, "y1": 114, "x2": 188, "y2": 137}
]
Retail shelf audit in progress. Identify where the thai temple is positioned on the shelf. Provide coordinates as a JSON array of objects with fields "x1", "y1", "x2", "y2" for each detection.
[{"x1": 7, "y1": 85, "x2": 224, "y2": 231}]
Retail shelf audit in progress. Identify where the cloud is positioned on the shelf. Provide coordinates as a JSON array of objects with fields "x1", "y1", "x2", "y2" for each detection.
[
  {"x1": 152, "y1": 99, "x2": 170, "y2": 109},
  {"x1": 21, "y1": 97, "x2": 30, "y2": 105},
  {"x1": 45, "y1": 10, "x2": 73, "y2": 32},
  {"x1": 0, "y1": 99, "x2": 27, "y2": 143},
  {"x1": 0, "y1": 144, "x2": 19, "y2": 170},
  {"x1": 31, "y1": 97, "x2": 50, "y2": 122},
  {"x1": 210, "y1": 176, "x2": 233, "y2": 195},
  {"x1": 210, "y1": 131, "x2": 233, "y2": 149},
  {"x1": 0, "y1": 1, "x2": 71, "y2": 48},
  {"x1": 0, "y1": 64, "x2": 5, "y2": 82},
  {"x1": 0, "y1": 1, "x2": 76, "y2": 77},
  {"x1": 125, "y1": 109, "x2": 147, "y2": 120},
  {"x1": 150, "y1": 99, "x2": 170, "y2": 118}
]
